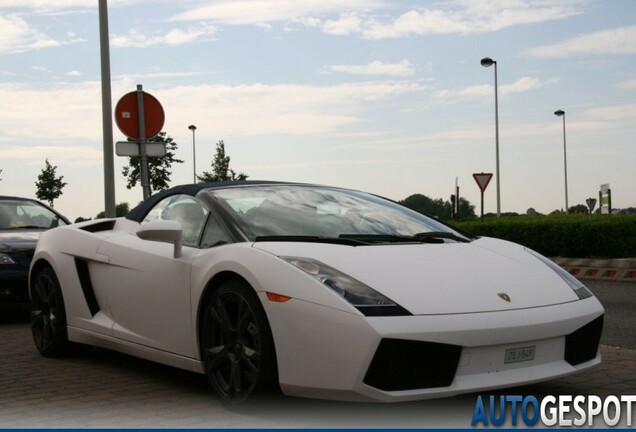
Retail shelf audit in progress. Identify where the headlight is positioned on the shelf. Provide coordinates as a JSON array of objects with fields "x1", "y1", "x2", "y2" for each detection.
[
  {"x1": 525, "y1": 248, "x2": 593, "y2": 300},
  {"x1": 0, "y1": 253, "x2": 16, "y2": 265},
  {"x1": 280, "y1": 256, "x2": 411, "y2": 316}
]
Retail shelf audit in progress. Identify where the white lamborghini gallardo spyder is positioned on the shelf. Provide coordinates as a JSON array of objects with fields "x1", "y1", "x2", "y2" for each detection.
[{"x1": 29, "y1": 181, "x2": 604, "y2": 403}]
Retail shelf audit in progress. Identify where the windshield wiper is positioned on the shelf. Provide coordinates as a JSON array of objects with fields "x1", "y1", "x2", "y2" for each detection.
[
  {"x1": 4, "y1": 225, "x2": 43, "y2": 230},
  {"x1": 254, "y1": 235, "x2": 366, "y2": 246},
  {"x1": 413, "y1": 232, "x2": 472, "y2": 243},
  {"x1": 339, "y1": 232, "x2": 472, "y2": 244},
  {"x1": 338, "y1": 234, "x2": 416, "y2": 243},
  {"x1": 254, "y1": 232, "x2": 472, "y2": 246}
]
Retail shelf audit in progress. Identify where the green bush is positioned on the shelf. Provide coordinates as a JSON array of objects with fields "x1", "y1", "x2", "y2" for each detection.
[{"x1": 451, "y1": 215, "x2": 636, "y2": 258}]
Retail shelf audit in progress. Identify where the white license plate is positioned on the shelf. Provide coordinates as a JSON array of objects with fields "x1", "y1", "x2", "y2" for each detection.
[{"x1": 504, "y1": 346, "x2": 536, "y2": 364}]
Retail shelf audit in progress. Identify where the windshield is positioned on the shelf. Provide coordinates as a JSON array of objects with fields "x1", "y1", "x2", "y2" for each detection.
[
  {"x1": 0, "y1": 200, "x2": 67, "y2": 230},
  {"x1": 209, "y1": 185, "x2": 459, "y2": 240}
]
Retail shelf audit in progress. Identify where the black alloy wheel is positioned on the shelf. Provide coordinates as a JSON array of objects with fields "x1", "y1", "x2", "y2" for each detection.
[
  {"x1": 30, "y1": 266, "x2": 71, "y2": 357},
  {"x1": 201, "y1": 280, "x2": 278, "y2": 403}
]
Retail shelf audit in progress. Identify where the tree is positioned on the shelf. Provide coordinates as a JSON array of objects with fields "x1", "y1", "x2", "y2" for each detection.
[
  {"x1": 121, "y1": 132, "x2": 183, "y2": 193},
  {"x1": 197, "y1": 140, "x2": 248, "y2": 182},
  {"x1": 400, "y1": 193, "x2": 476, "y2": 221},
  {"x1": 35, "y1": 159, "x2": 67, "y2": 208},
  {"x1": 569, "y1": 204, "x2": 589, "y2": 215},
  {"x1": 96, "y1": 202, "x2": 130, "y2": 219},
  {"x1": 456, "y1": 197, "x2": 476, "y2": 220}
]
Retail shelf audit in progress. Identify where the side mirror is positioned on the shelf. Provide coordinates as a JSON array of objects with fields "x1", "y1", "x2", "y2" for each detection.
[{"x1": 136, "y1": 220, "x2": 183, "y2": 258}]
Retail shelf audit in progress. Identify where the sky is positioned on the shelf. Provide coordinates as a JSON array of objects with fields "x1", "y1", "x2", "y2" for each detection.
[{"x1": 0, "y1": 0, "x2": 635, "y2": 221}]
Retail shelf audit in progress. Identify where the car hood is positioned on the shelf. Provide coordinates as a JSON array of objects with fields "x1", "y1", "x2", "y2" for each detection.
[
  {"x1": 0, "y1": 230, "x2": 41, "y2": 250},
  {"x1": 252, "y1": 236, "x2": 581, "y2": 315}
]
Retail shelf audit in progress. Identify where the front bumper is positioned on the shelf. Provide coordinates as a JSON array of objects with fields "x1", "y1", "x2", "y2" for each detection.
[
  {"x1": 0, "y1": 269, "x2": 30, "y2": 303},
  {"x1": 262, "y1": 295, "x2": 604, "y2": 402}
]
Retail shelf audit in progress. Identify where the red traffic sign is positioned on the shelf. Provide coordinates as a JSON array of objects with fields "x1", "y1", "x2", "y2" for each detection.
[
  {"x1": 115, "y1": 91, "x2": 165, "y2": 140},
  {"x1": 473, "y1": 172, "x2": 493, "y2": 192}
]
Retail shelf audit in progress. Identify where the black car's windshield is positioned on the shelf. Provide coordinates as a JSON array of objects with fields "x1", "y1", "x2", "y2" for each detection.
[
  {"x1": 209, "y1": 185, "x2": 469, "y2": 243},
  {"x1": 0, "y1": 200, "x2": 67, "y2": 230}
]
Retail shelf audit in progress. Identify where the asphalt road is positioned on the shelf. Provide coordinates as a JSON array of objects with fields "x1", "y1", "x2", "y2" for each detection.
[{"x1": 586, "y1": 280, "x2": 636, "y2": 349}]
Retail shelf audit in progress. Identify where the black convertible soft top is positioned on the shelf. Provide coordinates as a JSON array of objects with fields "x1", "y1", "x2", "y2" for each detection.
[{"x1": 125, "y1": 180, "x2": 294, "y2": 222}]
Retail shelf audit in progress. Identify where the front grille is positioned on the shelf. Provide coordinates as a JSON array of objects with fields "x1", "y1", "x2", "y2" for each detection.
[
  {"x1": 564, "y1": 315, "x2": 603, "y2": 366},
  {"x1": 363, "y1": 338, "x2": 462, "y2": 391}
]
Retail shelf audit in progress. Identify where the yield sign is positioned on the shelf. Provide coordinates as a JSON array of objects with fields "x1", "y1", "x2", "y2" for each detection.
[{"x1": 473, "y1": 172, "x2": 493, "y2": 192}]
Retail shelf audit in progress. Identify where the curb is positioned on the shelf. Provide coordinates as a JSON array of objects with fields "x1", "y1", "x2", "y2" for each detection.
[{"x1": 552, "y1": 257, "x2": 636, "y2": 283}]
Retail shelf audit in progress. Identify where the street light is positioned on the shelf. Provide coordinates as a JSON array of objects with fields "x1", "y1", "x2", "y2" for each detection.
[
  {"x1": 480, "y1": 57, "x2": 501, "y2": 217},
  {"x1": 188, "y1": 124, "x2": 197, "y2": 183},
  {"x1": 554, "y1": 110, "x2": 568, "y2": 213}
]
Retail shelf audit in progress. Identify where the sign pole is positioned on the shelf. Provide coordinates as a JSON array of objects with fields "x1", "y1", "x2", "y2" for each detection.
[
  {"x1": 98, "y1": 0, "x2": 116, "y2": 218},
  {"x1": 480, "y1": 190, "x2": 485, "y2": 222},
  {"x1": 136, "y1": 84, "x2": 151, "y2": 200}
]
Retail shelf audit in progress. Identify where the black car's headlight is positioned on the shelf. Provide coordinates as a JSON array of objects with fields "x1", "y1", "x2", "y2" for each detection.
[
  {"x1": 0, "y1": 253, "x2": 17, "y2": 265},
  {"x1": 526, "y1": 248, "x2": 593, "y2": 300},
  {"x1": 280, "y1": 256, "x2": 411, "y2": 316}
]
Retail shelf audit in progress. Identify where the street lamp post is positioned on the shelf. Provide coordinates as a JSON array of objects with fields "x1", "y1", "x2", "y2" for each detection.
[
  {"x1": 554, "y1": 110, "x2": 568, "y2": 213},
  {"x1": 480, "y1": 57, "x2": 501, "y2": 217},
  {"x1": 188, "y1": 124, "x2": 197, "y2": 183}
]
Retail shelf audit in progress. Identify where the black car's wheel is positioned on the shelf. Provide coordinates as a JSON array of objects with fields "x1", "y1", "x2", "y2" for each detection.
[
  {"x1": 30, "y1": 266, "x2": 72, "y2": 357},
  {"x1": 200, "y1": 280, "x2": 278, "y2": 403}
]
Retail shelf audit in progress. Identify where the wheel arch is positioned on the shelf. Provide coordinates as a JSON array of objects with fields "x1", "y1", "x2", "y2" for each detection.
[
  {"x1": 29, "y1": 258, "x2": 55, "y2": 298},
  {"x1": 196, "y1": 270, "x2": 253, "y2": 355}
]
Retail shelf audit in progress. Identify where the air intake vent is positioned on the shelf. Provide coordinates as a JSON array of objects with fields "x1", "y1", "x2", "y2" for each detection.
[
  {"x1": 80, "y1": 220, "x2": 116, "y2": 233},
  {"x1": 74, "y1": 258, "x2": 100, "y2": 316},
  {"x1": 364, "y1": 338, "x2": 462, "y2": 391},
  {"x1": 565, "y1": 315, "x2": 603, "y2": 366}
]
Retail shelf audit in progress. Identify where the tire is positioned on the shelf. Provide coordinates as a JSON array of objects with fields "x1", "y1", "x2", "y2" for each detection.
[
  {"x1": 30, "y1": 266, "x2": 73, "y2": 357},
  {"x1": 200, "y1": 280, "x2": 278, "y2": 403}
]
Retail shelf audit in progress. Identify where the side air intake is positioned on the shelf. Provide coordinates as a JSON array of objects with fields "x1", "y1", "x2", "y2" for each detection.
[{"x1": 564, "y1": 315, "x2": 603, "y2": 366}]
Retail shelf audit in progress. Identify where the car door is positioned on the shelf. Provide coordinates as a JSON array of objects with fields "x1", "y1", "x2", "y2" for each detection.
[{"x1": 92, "y1": 195, "x2": 210, "y2": 358}]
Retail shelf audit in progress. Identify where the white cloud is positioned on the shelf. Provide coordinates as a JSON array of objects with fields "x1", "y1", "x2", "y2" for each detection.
[
  {"x1": 0, "y1": 82, "x2": 103, "y2": 145},
  {"x1": 0, "y1": 0, "x2": 92, "y2": 9},
  {"x1": 112, "y1": 24, "x2": 217, "y2": 48},
  {"x1": 159, "y1": 81, "x2": 424, "y2": 136},
  {"x1": 435, "y1": 76, "x2": 545, "y2": 102},
  {"x1": 584, "y1": 104, "x2": 636, "y2": 122},
  {"x1": 360, "y1": 1, "x2": 581, "y2": 39},
  {"x1": 0, "y1": 13, "x2": 59, "y2": 53},
  {"x1": 66, "y1": 70, "x2": 82, "y2": 77},
  {"x1": 527, "y1": 25, "x2": 636, "y2": 58},
  {"x1": 328, "y1": 59, "x2": 414, "y2": 77},
  {"x1": 169, "y1": 0, "x2": 580, "y2": 40},
  {"x1": 0, "y1": 79, "x2": 424, "y2": 167},
  {"x1": 170, "y1": 0, "x2": 381, "y2": 25},
  {"x1": 500, "y1": 76, "x2": 542, "y2": 95},
  {"x1": 0, "y1": 0, "x2": 139, "y2": 12},
  {"x1": 322, "y1": 12, "x2": 362, "y2": 35},
  {"x1": 618, "y1": 79, "x2": 636, "y2": 90},
  {"x1": 0, "y1": 145, "x2": 101, "y2": 167}
]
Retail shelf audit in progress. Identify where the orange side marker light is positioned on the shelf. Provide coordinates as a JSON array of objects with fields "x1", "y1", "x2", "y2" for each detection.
[{"x1": 266, "y1": 292, "x2": 291, "y2": 303}]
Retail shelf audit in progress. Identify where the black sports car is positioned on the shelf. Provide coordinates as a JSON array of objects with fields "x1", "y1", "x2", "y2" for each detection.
[{"x1": 0, "y1": 196, "x2": 69, "y2": 303}]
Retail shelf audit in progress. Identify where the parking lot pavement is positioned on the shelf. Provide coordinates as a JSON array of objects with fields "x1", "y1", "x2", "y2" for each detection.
[{"x1": 1, "y1": 309, "x2": 635, "y2": 428}]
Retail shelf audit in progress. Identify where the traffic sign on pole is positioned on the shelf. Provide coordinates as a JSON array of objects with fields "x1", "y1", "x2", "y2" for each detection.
[
  {"x1": 114, "y1": 85, "x2": 165, "y2": 200},
  {"x1": 115, "y1": 90, "x2": 165, "y2": 140},
  {"x1": 473, "y1": 172, "x2": 493, "y2": 222},
  {"x1": 586, "y1": 198, "x2": 597, "y2": 219}
]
